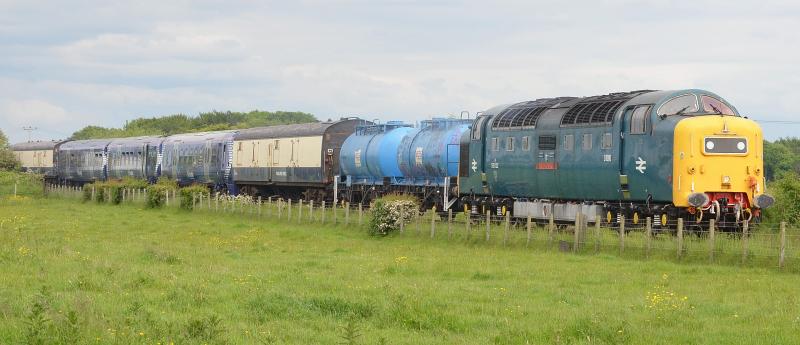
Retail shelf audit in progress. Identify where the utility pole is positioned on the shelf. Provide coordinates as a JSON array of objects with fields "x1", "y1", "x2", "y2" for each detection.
[{"x1": 22, "y1": 126, "x2": 38, "y2": 142}]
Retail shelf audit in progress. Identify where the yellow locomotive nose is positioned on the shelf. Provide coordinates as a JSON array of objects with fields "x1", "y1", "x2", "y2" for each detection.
[{"x1": 672, "y1": 115, "x2": 769, "y2": 213}]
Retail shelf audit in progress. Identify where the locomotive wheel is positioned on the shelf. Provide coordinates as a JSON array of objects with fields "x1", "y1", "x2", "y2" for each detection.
[
  {"x1": 632, "y1": 211, "x2": 640, "y2": 225},
  {"x1": 660, "y1": 214, "x2": 669, "y2": 229},
  {"x1": 606, "y1": 211, "x2": 614, "y2": 225}
]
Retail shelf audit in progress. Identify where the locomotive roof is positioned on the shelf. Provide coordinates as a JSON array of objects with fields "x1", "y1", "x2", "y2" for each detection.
[
  {"x1": 161, "y1": 130, "x2": 238, "y2": 143},
  {"x1": 10, "y1": 140, "x2": 62, "y2": 151},
  {"x1": 235, "y1": 118, "x2": 366, "y2": 140}
]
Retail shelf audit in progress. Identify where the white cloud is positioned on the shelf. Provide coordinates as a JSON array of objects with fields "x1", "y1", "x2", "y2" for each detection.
[{"x1": 1, "y1": 0, "x2": 799, "y2": 143}]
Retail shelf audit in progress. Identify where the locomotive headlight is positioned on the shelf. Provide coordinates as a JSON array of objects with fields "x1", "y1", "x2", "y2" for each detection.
[
  {"x1": 687, "y1": 192, "x2": 710, "y2": 207},
  {"x1": 737, "y1": 141, "x2": 746, "y2": 151},
  {"x1": 706, "y1": 141, "x2": 715, "y2": 150}
]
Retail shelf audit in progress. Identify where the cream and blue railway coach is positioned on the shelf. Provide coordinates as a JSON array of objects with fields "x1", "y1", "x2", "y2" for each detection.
[
  {"x1": 10, "y1": 140, "x2": 61, "y2": 177},
  {"x1": 232, "y1": 118, "x2": 364, "y2": 201}
]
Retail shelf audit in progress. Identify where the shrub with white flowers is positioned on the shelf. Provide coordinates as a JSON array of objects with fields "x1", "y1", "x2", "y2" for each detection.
[{"x1": 368, "y1": 195, "x2": 419, "y2": 236}]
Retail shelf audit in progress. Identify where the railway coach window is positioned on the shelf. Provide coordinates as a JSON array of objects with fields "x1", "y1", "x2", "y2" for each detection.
[
  {"x1": 602, "y1": 133, "x2": 613, "y2": 149},
  {"x1": 582, "y1": 133, "x2": 593, "y2": 150},
  {"x1": 491, "y1": 137, "x2": 499, "y2": 151},
  {"x1": 521, "y1": 136, "x2": 530, "y2": 151},
  {"x1": 506, "y1": 137, "x2": 515, "y2": 151},
  {"x1": 563, "y1": 134, "x2": 574, "y2": 151}
]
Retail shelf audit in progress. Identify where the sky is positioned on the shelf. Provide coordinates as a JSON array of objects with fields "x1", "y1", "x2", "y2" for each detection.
[{"x1": 1, "y1": 0, "x2": 799, "y2": 143}]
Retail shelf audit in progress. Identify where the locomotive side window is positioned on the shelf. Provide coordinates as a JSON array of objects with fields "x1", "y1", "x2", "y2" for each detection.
[
  {"x1": 582, "y1": 133, "x2": 593, "y2": 150},
  {"x1": 657, "y1": 94, "x2": 697, "y2": 116},
  {"x1": 538, "y1": 135, "x2": 556, "y2": 150},
  {"x1": 700, "y1": 95, "x2": 735, "y2": 115},
  {"x1": 506, "y1": 137, "x2": 514, "y2": 151},
  {"x1": 601, "y1": 132, "x2": 613, "y2": 149},
  {"x1": 630, "y1": 105, "x2": 651, "y2": 134},
  {"x1": 491, "y1": 137, "x2": 499, "y2": 151},
  {"x1": 563, "y1": 134, "x2": 574, "y2": 151},
  {"x1": 521, "y1": 136, "x2": 530, "y2": 151}
]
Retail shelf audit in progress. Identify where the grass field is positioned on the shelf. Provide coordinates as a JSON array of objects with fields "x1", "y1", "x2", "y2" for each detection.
[{"x1": 1, "y1": 194, "x2": 800, "y2": 344}]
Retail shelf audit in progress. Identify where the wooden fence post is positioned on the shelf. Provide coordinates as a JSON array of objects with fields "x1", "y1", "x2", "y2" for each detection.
[
  {"x1": 277, "y1": 199, "x2": 283, "y2": 219},
  {"x1": 742, "y1": 220, "x2": 749, "y2": 264},
  {"x1": 526, "y1": 215, "x2": 532, "y2": 247},
  {"x1": 573, "y1": 212, "x2": 581, "y2": 253},
  {"x1": 677, "y1": 218, "x2": 684, "y2": 259},
  {"x1": 415, "y1": 211, "x2": 420, "y2": 235},
  {"x1": 298, "y1": 199, "x2": 303, "y2": 222},
  {"x1": 780, "y1": 221, "x2": 787, "y2": 269},
  {"x1": 485, "y1": 210, "x2": 491, "y2": 242},
  {"x1": 333, "y1": 201, "x2": 338, "y2": 224},
  {"x1": 466, "y1": 213, "x2": 471, "y2": 239},
  {"x1": 503, "y1": 212, "x2": 510, "y2": 247},
  {"x1": 257, "y1": 197, "x2": 262, "y2": 216},
  {"x1": 399, "y1": 217, "x2": 405, "y2": 233},
  {"x1": 358, "y1": 203, "x2": 363, "y2": 226},
  {"x1": 709, "y1": 219, "x2": 716, "y2": 262},
  {"x1": 594, "y1": 218, "x2": 601, "y2": 253},
  {"x1": 321, "y1": 201, "x2": 326, "y2": 224},
  {"x1": 645, "y1": 217, "x2": 652, "y2": 258},
  {"x1": 345, "y1": 202, "x2": 350, "y2": 225},
  {"x1": 447, "y1": 209, "x2": 453, "y2": 239},
  {"x1": 619, "y1": 215, "x2": 625, "y2": 254},
  {"x1": 548, "y1": 211, "x2": 555, "y2": 249},
  {"x1": 309, "y1": 200, "x2": 314, "y2": 222},
  {"x1": 430, "y1": 208, "x2": 436, "y2": 239},
  {"x1": 287, "y1": 199, "x2": 293, "y2": 221}
]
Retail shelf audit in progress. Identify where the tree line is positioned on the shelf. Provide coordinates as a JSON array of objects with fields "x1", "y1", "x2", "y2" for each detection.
[{"x1": 69, "y1": 110, "x2": 317, "y2": 140}]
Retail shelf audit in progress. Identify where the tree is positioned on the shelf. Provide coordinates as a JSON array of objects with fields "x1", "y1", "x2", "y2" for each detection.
[
  {"x1": 0, "y1": 129, "x2": 20, "y2": 170},
  {"x1": 70, "y1": 110, "x2": 317, "y2": 140},
  {"x1": 764, "y1": 173, "x2": 800, "y2": 226},
  {"x1": 763, "y1": 140, "x2": 796, "y2": 181}
]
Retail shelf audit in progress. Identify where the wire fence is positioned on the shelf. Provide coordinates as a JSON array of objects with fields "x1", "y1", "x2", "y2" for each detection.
[{"x1": 32, "y1": 183, "x2": 800, "y2": 273}]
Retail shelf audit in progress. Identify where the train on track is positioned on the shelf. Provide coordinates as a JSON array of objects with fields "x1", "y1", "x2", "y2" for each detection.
[{"x1": 11, "y1": 89, "x2": 773, "y2": 228}]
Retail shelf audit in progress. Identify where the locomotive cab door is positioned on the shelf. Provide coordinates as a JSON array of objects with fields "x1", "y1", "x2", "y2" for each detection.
[{"x1": 618, "y1": 105, "x2": 652, "y2": 201}]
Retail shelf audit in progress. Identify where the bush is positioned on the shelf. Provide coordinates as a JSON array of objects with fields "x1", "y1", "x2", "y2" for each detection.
[
  {"x1": 367, "y1": 195, "x2": 419, "y2": 236},
  {"x1": 764, "y1": 173, "x2": 800, "y2": 226},
  {"x1": 146, "y1": 185, "x2": 170, "y2": 208},
  {"x1": 180, "y1": 185, "x2": 210, "y2": 210}
]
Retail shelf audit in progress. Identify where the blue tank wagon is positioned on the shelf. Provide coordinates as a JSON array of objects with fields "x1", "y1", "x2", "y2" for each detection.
[
  {"x1": 339, "y1": 121, "x2": 416, "y2": 185},
  {"x1": 338, "y1": 118, "x2": 471, "y2": 210}
]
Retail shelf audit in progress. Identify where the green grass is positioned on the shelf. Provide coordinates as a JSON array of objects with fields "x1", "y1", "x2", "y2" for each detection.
[{"x1": 1, "y1": 196, "x2": 799, "y2": 344}]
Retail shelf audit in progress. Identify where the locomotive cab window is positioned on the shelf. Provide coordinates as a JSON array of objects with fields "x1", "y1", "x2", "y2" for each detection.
[
  {"x1": 491, "y1": 137, "x2": 499, "y2": 151},
  {"x1": 630, "y1": 105, "x2": 651, "y2": 134},
  {"x1": 700, "y1": 95, "x2": 735, "y2": 115},
  {"x1": 657, "y1": 94, "x2": 698, "y2": 116},
  {"x1": 521, "y1": 136, "x2": 530, "y2": 151},
  {"x1": 506, "y1": 137, "x2": 514, "y2": 151},
  {"x1": 472, "y1": 116, "x2": 487, "y2": 140}
]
